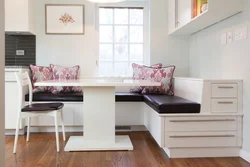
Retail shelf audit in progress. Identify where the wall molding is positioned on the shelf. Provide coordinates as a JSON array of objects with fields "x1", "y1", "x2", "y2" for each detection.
[{"x1": 240, "y1": 149, "x2": 250, "y2": 163}]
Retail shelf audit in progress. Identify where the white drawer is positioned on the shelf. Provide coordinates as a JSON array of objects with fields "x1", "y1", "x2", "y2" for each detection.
[
  {"x1": 211, "y1": 84, "x2": 237, "y2": 98},
  {"x1": 211, "y1": 99, "x2": 238, "y2": 113},
  {"x1": 165, "y1": 131, "x2": 237, "y2": 148},
  {"x1": 165, "y1": 116, "x2": 237, "y2": 132}
]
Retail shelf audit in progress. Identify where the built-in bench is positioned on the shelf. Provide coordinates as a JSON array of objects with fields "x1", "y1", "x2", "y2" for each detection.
[
  {"x1": 25, "y1": 92, "x2": 201, "y2": 114},
  {"x1": 22, "y1": 77, "x2": 243, "y2": 158}
]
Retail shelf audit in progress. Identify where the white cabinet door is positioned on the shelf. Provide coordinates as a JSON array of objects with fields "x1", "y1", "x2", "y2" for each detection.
[
  {"x1": 168, "y1": 0, "x2": 177, "y2": 33},
  {"x1": 178, "y1": 0, "x2": 192, "y2": 27},
  {"x1": 5, "y1": 82, "x2": 25, "y2": 129},
  {"x1": 5, "y1": 0, "x2": 35, "y2": 34}
]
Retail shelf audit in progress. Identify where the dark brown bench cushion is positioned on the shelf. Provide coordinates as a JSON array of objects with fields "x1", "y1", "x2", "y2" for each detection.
[
  {"x1": 25, "y1": 92, "x2": 144, "y2": 102},
  {"x1": 25, "y1": 93, "x2": 83, "y2": 102},
  {"x1": 143, "y1": 95, "x2": 200, "y2": 114},
  {"x1": 115, "y1": 92, "x2": 144, "y2": 102},
  {"x1": 25, "y1": 93, "x2": 201, "y2": 114}
]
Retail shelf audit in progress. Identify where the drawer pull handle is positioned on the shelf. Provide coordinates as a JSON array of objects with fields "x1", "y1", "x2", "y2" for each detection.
[
  {"x1": 218, "y1": 86, "x2": 234, "y2": 89},
  {"x1": 169, "y1": 119, "x2": 235, "y2": 123},
  {"x1": 218, "y1": 102, "x2": 234, "y2": 104},
  {"x1": 169, "y1": 135, "x2": 235, "y2": 138}
]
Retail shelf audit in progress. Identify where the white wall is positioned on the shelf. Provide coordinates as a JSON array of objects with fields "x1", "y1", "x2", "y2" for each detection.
[
  {"x1": 0, "y1": 0, "x2": 5, "y2": 165},
  {"x1": 36, "y1": 0, "x2": 98, "y2": 76},
  {"x1": 189, "y1": 0, "x2": 250, "y2": 153},
  {"x1": 150, "y1": 0, "x2": 190, "y2": 76},
  {"x1": 35, "y1": 0, "x2": 190, "y2": 77}
]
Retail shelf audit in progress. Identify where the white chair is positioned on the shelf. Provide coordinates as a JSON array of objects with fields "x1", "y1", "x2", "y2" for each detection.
[{"x1": 13, "y1": 72, "x2": 66, "y2": 153}]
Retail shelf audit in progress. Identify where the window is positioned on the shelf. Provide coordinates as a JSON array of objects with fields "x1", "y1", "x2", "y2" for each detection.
[{"x1": 98, "y1": 7, "x2": 145, "y2": 76}]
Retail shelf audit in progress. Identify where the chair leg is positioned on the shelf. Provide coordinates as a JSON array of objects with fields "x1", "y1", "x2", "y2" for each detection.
[
  {"x1": 54, "y1": 112, "x2": 60, "y2": 152},
  {"x1": 13, "y1": 115, "x2": 21, "y2": 154},
  {"x1": 60, "y1": 110, "x2": 66, "y2": 141},
  {"x1": 26, "y1": 117, "x2": 31, "y2": 142}
]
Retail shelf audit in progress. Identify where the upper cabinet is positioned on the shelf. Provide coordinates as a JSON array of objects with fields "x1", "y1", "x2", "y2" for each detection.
[
  {"x1": 168, "y1": 0, "x2": 244, "y2": 35},
  {"x1": 5, "y1": 0, "x2": 35, "y2": 35}
]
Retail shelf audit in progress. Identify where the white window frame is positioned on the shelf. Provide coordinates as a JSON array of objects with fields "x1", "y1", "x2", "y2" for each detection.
[{"x1": 95, "y1": 1, "x2": 150, "y2": 77}]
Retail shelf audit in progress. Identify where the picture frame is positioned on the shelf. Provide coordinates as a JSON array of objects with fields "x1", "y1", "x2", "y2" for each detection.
[{"x1": 45, "y1": 4, "x2": 85, "y2": 35}]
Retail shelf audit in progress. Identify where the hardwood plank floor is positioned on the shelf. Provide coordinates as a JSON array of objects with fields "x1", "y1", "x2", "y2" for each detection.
[{"x1": 5, "y1": 131, "x2": 250, "y2": 167}]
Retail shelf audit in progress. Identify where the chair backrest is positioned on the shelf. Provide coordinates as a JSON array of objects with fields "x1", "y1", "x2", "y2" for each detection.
[{"x1": 15, "y1": 72, "x2": 33, "y2": 110}]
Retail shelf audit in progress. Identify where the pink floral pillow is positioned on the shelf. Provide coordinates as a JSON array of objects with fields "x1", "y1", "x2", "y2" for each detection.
[
  {"x1": 141, "y1": 66, "x2": 175, "y2": 95},
  {"x1": 29, "y1": 64, "x2": 53, "y2": 93},
  {"x1": 50, "y1": 64, "x2": 82, "y2": 93},
  {"x1": 130, "y1": 63, "x2": 162, "y2": 93}
]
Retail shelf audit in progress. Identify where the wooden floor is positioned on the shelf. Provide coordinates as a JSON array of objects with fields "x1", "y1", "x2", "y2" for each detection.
[{"x1": 5, "y1": 131, "x2": 250, "y2": 167}]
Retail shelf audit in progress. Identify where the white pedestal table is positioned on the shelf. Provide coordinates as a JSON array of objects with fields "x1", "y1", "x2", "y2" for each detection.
[{"x1": 35, "y1": 79, "x2": 160, "y2": 152}]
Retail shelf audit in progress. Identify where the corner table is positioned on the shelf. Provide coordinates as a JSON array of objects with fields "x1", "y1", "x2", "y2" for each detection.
[{"x1": 35, "y1": 79, "x2": 160, "y2": 152}]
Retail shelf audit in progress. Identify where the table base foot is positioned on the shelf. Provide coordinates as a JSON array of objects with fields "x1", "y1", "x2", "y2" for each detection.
[{"x1": 64, "y1": 135, "x2": 133, "y2": 152}]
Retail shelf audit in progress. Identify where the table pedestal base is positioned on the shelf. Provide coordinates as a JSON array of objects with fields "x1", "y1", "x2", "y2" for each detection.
[{"x1": 64, "y1": 135, "x2": 133, "y2": 152}]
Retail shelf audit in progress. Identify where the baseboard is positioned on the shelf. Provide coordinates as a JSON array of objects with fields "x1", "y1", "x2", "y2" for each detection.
[
  {"x1": 164, "y1": 147, "x2": 241, "y2": 158},
  {"x1": 5, "y1": 125, "x2": 147, "y2": 135},
  {"x1": 5, "y1": 127, "x2": 26, "y2": 136},
  {"x1": 240, "y1": 149, "x2": 250, "y2": 163}
]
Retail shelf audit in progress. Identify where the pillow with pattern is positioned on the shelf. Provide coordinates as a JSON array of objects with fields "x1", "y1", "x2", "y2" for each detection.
[
  {"x1": 50, "y1": 64, "x2": 82, "y2": 94},
  {"x1": 141, "y1": 65, "x2": 175, "y2": 95},
  {"x1": 29, "y1": 64, "x2": 53, "y2": 93},
  {"x1": 130, "y1": 63, "x2": 162, "y2": 93}
]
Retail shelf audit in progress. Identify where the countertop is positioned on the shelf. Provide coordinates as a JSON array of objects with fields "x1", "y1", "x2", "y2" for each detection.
[
  {"x1": 5, "y1": 66, "x2": 30, "y2": 72},
  {"x1": 5, "y1": 66, "x2": 29, "y2": 69}
]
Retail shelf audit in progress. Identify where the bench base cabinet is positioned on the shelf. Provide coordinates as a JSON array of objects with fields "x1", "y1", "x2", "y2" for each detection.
[
  {"x1": 28, "y1": 102, "x2": 145, "y2": 127},
  {"x1": 144, "y1": 104, "x2": 243, "y2": 158}
]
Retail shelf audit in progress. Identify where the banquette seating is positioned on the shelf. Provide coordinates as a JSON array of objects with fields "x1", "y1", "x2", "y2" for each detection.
[
  {"x1": 23, "y1": 78, "x2": 243, "y2": 158},
  {"x1": 25, "y1": 92, "x2": 201, "y2": 114}
]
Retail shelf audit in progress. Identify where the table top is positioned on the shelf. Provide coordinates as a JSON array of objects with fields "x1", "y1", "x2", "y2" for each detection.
[{"x1": 34, "y1": 79, "x2": 161, "y2": 87}]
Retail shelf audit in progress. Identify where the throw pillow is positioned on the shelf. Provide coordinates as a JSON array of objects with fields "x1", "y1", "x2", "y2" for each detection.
[
  {"x1": 130, "y1": 63, "x2": 162, "y2": 93},
  {"x1": 29, "y1": 64, "x2": 53, "y2": 93},
  {"x1": 50, "y1": 64, "x2": 82, "y2": 93},
  {"x1": 141, "y1": 65, "x2": 175, "y2": 95}
]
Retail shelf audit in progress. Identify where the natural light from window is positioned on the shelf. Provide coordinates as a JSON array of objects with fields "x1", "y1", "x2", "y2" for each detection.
[{"x1": 98, "y1": 7, "x2": 144, "y2": 77}]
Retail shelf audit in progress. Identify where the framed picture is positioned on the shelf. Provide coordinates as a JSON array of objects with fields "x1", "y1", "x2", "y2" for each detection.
[{"x1": 45, "y1": 4, "x2": 85, "y2": 35}]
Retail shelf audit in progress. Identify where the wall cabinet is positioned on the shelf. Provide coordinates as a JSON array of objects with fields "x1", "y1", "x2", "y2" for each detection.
[
  {"x1": 5, "y1": 0, "x2": 35, "y2": 34},
  {"x1": 168, "y1": 0, "x2": 192, "y2": 33},
  {"x1": 168, "y1": 0, "x2": 244, "y2": 35}
]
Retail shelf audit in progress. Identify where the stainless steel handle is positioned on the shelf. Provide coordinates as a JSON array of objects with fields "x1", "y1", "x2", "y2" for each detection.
[
  {"x1": 218, "y1": 86, "x2": 234, "y2": 89},
  {"x1": 218, "y1": 102, "x2": 234, "y2": 104},
  {"x1": 169, "y1": 119, "x2": 235, "y2": 123},
  {"x1": 169, "y1": 135, "x2": 235, "y2": 138}
]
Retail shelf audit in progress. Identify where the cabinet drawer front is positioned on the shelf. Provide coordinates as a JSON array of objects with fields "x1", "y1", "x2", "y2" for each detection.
[
  {"x1": 165, "y1": 132, "x2": 237, "y2": 148},
  {"x1": 165, "y1": 116, "x2": 237, "y2": 132},
  {"x1": 212, "y1": 84, "x2": 237, "y2": 98},
  {"x1": 211, "y1": 99, "x2": 238, "y2": 113}
]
